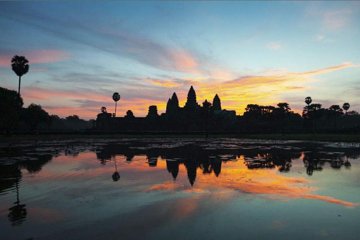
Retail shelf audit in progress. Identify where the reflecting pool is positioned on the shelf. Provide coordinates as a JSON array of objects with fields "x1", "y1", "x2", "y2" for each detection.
[{"x1": 1, "y1": 138, "x2": 360, "y2": 240}]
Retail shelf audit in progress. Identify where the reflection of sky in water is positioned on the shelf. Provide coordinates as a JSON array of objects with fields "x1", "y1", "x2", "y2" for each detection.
[{"x1": 1, "y1": 140, "x2": 360, "y2": 240}]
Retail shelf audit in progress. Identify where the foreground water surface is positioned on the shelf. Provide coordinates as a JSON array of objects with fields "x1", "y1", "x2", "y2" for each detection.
[{"x1": 1, "y1": 138, "x2": 360, "y2": 240}]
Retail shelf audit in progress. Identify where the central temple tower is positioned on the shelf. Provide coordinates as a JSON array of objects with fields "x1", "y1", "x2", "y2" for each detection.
[{"x1": 184, "y1": 86, "x2": 199, "y2": 111}]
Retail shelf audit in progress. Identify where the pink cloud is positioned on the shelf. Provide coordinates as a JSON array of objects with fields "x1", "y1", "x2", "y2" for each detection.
[
  {"x1": 0, "y1": 49, "x2": 69, "y2": 67},
  {"x1": 306, "y1": 6, "x2": 352, "y2": 31},
  {"x1": 322, "y1": 9, "x2": 352, "y2": 30},
  {"x1": 169, "y1": 49, "x2": 199, "y2": 73},
  {"x1": 23, "y1": 86, "x2": 108, "y2": 102}
]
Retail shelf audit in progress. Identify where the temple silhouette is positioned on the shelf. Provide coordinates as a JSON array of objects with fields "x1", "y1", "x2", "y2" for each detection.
[
  {"x1": 96, "y1": 86, "x2": 236, "y2": 132},
  {"x1": 95, "y1": 85, "x2": 360, "y2": 133}
]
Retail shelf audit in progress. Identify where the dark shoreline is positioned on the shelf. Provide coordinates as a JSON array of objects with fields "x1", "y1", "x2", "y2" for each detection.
[{"x1": 1, "y1": 133, "x2": 360, "y2": 143}]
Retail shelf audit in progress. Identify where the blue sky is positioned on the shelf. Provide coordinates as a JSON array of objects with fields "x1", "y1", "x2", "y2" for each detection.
[{"x1": 0, "y1": 1, "x2": 359, "y2": 118}]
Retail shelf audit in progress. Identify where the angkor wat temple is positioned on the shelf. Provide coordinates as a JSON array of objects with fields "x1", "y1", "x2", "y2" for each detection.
[{"x1": 96, "y1": 86, "x2": 237, "y2": 132}]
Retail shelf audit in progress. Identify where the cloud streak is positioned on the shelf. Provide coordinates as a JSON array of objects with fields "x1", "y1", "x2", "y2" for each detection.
[
  {"x1": 18, "y1": 62, "x2": 358, "y2": 119},
  {"x1": 0, "y1": 4, "x2": 202, "y2": 74},
  {"x1": 0, "y1": 49, "x2": 69, "y2": 67}
]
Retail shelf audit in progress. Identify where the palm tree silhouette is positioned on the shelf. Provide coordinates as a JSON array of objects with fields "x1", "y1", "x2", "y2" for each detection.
[
  {"x1": 305, "y1": 96, "x2": 312, "y2": 106},
  {"x1": 343, "y1": 102, "x2": 350, "y2": 115},
  {"x1": 11, "y1": 55, "x2": 29, "y2": 96},
  {"x1": 112, "y1": 92, "x2": 120, "y2": 117}
]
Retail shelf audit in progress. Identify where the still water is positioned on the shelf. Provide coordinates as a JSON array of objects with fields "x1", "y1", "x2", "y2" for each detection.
[{"x1": 1, "y1": 138, "x2": 360, "y2": 240}]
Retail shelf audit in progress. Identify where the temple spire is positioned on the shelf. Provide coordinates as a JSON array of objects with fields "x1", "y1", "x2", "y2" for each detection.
[
  {"x1": 185, "y1": 86, "x2": 198, "y2": 110},
  {"x1": 171, "y1": 92, "x2": 179, "y2": 108},
  {"x1": 213, "y1": 94, "x2": 221, "y2": 111}
]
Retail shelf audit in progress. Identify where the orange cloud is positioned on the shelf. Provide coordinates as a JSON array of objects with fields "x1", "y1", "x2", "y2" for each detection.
[
  {"x1": 146, "y1": 78, "x2": 196, "y2": 89},
  {"x1": 186, "y1": 62, "x2": 357, "y2": 115},
  {"x1": 148, "y1": 79, "x2": 182, "y2": 88},
  {"x1": 17, "y1": 62, "x2": 358, "y2": 119},
  {"x1": 140, "y1": 62, "x2": 357, "y2": 116}
]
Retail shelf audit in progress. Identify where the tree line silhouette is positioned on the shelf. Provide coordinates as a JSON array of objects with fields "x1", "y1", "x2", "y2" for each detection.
[{"x1": 1, "y1": 55, "x2": 359, "y2": 134}]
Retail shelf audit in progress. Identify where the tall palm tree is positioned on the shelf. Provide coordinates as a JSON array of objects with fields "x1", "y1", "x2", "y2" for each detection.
[
  {"x1": 305, "y1": 96, "x2": 312, "y2": 106},
  {"x1": 11, "y1": 55, "x2": 29, "y2": 96},
  {"x1": 112, "y1": 92, "x2": 120, "y2": 117},
  {"x1": 343, "y1": 102, "x2": 350, "y2": 114}
]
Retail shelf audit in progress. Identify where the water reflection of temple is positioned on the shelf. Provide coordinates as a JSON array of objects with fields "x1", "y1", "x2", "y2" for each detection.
[
  {"x1": 1, "y1": 142, "x2": 357, "y2": 225},
  {"x1": 96, "y1": 143, "x2": 357, "y2": 185}
]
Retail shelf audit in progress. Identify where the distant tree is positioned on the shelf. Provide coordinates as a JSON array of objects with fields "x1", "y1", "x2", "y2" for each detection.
[
  {"x1": 11, "y1": 56, "x2": 29, "y2": 96},
  {"x1": 22, "y1": 104, "x2": 50, "y2": 131},
  {"x1": 101, "y1": 106, "x2": 107, "y2": 113},
  {"x1": 329, "y1": 105, "x2": 343, "y2": 130},
  {"x1": 260, "y1": 106, "x2": 275, "y2": 116},
  {"x1": 277, "y1": 102, "x2": 291, "y2": 113},
  {"x1": 65, "y1": 115, "x2": 81, "y2": 121},
  {"x1": 303, "y1": 103, "x2": 323, "y2": 133},
  {"x1": 112, "y1": 92, "x2": 120, "y2": 117},
  {"x1": 329, "y1": 105, "x2": 343, "y2": 115},
  {"x1": 244, "y1": 104, "x2": 262, "y2": 118},
  {"x1": 272, "y1": 103, "x2": 292, "y2": 133},
  {"x1": 311, "y1": 103, "x2": 322, "y2": 111},
  {"x1": 346, "y1": 110, "x2": 358, "y2": 116},
  {"x1": 343, "y1": 102, "x2": 350, "y2": 114},
  {"x1": 50, "y1": 114, "x2": 61, "y2": 121},
  {"x1": 0, "y1": 87, "x2": 23, "y2": 133},
  {"x1": 125, "y1": 110, "x2": 135, "y2": 119}
]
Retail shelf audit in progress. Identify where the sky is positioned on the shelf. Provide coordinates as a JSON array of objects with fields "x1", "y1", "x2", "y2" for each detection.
[{"x1": 0, "y1": 1, "x2": 360, "y2": 119}]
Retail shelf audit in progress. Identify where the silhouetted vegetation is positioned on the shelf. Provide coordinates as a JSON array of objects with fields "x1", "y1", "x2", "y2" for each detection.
[
  {"x1": 0, "y1": 88, "x2": 93, "y2": 134},
  {"x1": 0, "y1": 87, "x2": 23, "y2": 133},
  {"x1": 21, "y1": 104, "x2": 51, "y2": 132}
]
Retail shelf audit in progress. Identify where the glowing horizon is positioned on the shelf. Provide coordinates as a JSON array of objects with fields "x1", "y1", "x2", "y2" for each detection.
[{"x1": 0, "y1": 1, "x2": 359, "y2": 119}]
